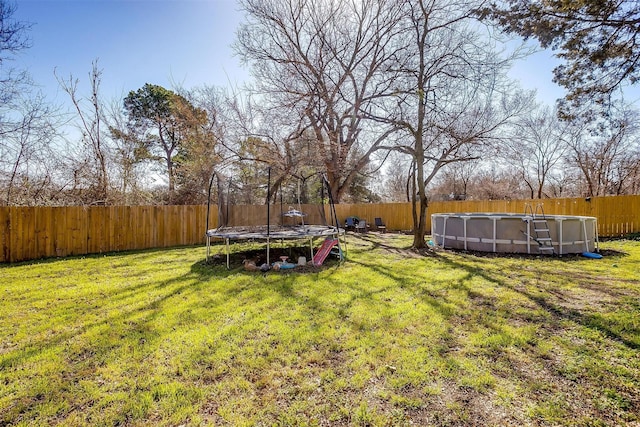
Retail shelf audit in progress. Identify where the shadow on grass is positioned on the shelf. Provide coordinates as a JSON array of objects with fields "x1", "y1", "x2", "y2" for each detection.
[
  {"x1": 1, "y1": 260, "x2": 223, "y2": 370},
  {"x1": 0, "y1": 245, "x2": 208, "y2": 269},
  {"x1": 436, "y1": 247, "x2": 629, "y2": 262},
  {"x1": 346, "y1": 242, "x2": 640, "y2": 422},
  {"x1": 349, "y1": 232, "x2": 415, "y2": 253},
  {"x1": 204, "y1": 234, "x2": 640, "y2": 376},
  {"x1": 345, "y1": 233, "x2": 638, "y2": 350},
  {"x1": 432, "y1": 251, "x2": 640, "y2": 351},
  {"x1": 4, "y1": 235, "x2": 638, "y2": 425},
  {"x1": 344, "y1": 230, "x2": 634, "y2": 330}
]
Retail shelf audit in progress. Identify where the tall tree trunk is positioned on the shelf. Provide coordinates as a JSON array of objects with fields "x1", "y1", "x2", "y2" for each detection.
[
  {"x1": 413, "y1": 174, "x2": 429, "y2": 249},
  {"x1": 412, "y1": 117, "x2": 428, "y2": 249},
  {"x1": 166, "y1": 155, "x2": 174, "y2": 204}
]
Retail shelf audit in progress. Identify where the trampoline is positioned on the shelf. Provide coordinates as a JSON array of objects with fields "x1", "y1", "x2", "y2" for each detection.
[
  {"x1": 207, "y1": 224, "x2": 342, "y2": 240},
  {"x1": 205, "y1": 168, "x2": 346, "y2": 269},
  {"x1": 206, "y1": 224, "x2": 344, "y2": 268}
]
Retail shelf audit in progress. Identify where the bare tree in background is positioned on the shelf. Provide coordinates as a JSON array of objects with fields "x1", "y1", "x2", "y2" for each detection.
[
  {"x1": 472, "y1": 165, "x2": 524, "y2": 199},
  {"x1": 0, "y1": 0, "x2": 31, "y2": 107},
  {"x1": 503, "y1": 105, "x2": 569, "y2": 199},
  {"x1": 0, "y1": 92, "x2": 58, "y2": 205},
  {"x1": 567, "y1": 105, "x2": 640, "y2": 197},
  {"x1": 56, "y1": 61, "x2": 110, "y2": 205},
  {"x1": 235, "y1": 0, "x2": 402, "y2": 202},
  {"x1": 172, "y1": 85, "x2": 227, "y2": 204},
  {"x1": 107, "y1": 99, "x2": 154, "y2": 205},
  {"x1": 381, "y1": 153, "x2": 414, "y2": 202},
  {"x1": 232, "y1": 100, "x2": 327, "y2": 204},
  {"x1": 382, "y1": 0, "x2": 533, "y2": 248},
  {"x1": 430, "y1": 159, "x2": 480, "y2": 200},
  {"x1": 214, "y1": 77, "x2": 328, "y2": 204},
  {"x1": 0, "y1": 0, "x2": 64, "y2": 206}
]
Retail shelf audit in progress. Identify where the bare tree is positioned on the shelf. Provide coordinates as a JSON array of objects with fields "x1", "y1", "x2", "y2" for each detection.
[
  {"x1": 502, "y1": 105, "x2": 569, "y2": 199},
  {"x1": 0, "y1": 0, "x2": 31, "y2": 107},
  {"x1": 472, "y1": 165, "x2": 525, "y2": 200},
  {"x1": 0, "y1": 92, "x2": 58, "y2": 205},
  {"x1": 382, "y1": 0, "x2": 533, "y2": 248},
  {"x1": 430, "y1": 159, "x2": 480, "y2": 200},
  {"x1": 566, "y1": 105, "x2": 640, "y2": 197},
  {"x1": 381, "y1": 153, "x2": 414, "y2": 202},
  {"x1": 107, "y1": 99, "x2": 153, "y2": 205},
  {"x1": 231, "y1": 103, "x2": 327, "y2": 204},
  {"x1": 171, "y1": 85, "x2": 227, "y2": 204},
  {"x1": 0, "y1": 1, "x2": 66, "y2": 206},
  {"x1": 235, "y1": 0, "x2": 403, "y2": 202},
  {"x1": 214, "y1": 75, "x2": 330, "y2": 204},
  {"x1": 56, "y1": 61, "x2": 110, "y2": 205}
]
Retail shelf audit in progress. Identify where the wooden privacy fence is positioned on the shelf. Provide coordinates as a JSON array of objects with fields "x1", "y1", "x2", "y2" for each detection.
[
  {"x1": 337, "y1": 195, "x2": 640, "y2": 237},
  {"x1": 0, "y1": 206, "x2": 217, "y2": 263},
  {"x1": 1, "y1": 195, "x2": 639, "y2": 263}
]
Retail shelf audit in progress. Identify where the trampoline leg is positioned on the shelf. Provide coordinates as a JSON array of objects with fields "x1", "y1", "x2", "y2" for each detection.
[
  {"x1": 342, "y1": 230, "x2": 348, "y2": 259},
  {"x1": 335, "y1": 230, "x2": 346, "y2": 261},
  {"x1": 267, "y1": 237, "x2": 271, "y2": 265},
  {"x1": 226, "y1": 238, "x2": 230, "y2": 269}
]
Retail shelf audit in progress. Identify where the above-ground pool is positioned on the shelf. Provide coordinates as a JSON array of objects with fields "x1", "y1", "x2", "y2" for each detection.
[{"x1": 431, "y1": 213, "x2": 598, "y2": 255}]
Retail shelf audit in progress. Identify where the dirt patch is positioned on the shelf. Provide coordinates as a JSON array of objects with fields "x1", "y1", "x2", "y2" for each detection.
[{"x1": 352, "y1": 232, "x2": 438, "y2": 258}]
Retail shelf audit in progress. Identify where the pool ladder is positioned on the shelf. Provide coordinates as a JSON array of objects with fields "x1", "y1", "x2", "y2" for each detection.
[{"x1": 523, "y1": 204, "x2": 555, "y2": 255}]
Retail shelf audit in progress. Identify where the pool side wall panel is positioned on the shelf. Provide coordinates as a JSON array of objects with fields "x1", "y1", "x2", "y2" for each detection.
[{"x1": 431, "y1": 213, "x2": 596, "y2": 254}]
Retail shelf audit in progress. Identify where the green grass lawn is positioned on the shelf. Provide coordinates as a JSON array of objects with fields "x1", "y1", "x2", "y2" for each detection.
[{"x1": 1, "y1": 233, "x2": 639, "y2": 426}]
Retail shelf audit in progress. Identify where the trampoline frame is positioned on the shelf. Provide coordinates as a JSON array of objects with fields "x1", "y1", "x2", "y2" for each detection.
[
  {"x1": 205, "y1": 168, "x2": 346, "y2": 269},
  {"x1": 206, "y1": 225, "x2": 345, "y2": 269}
]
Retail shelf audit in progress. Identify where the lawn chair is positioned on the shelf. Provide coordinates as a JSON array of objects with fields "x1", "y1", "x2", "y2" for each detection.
[
  {"x1": 374, "y1": 217, "x2": 386, "y2": 233},
  {"x1": 355, "y1": 220, "x2": 367, "y2": 233},
  {"x1": 345, "y1": 216, "x2": 357, "y2": 230}
]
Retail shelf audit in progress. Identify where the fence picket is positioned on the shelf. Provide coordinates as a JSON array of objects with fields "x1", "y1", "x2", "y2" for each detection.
[
  {"x1": 0, "y1": 207, "x2": 9, "y2": 262},
  {"x1": 0, "y1": 195, "x2": 639, "y2": 263}
]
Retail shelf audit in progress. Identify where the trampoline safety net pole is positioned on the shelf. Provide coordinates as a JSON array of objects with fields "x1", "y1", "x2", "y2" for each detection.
[
  {"x1": 205, "y1": 170, "x2": 216, "y2": 263},
  {"x1": 206, "y1": 235, "x2": 211, "y2": 262},
  {"x1": 267, "y1": 167, "x2": 271, "y2": 266},
  {"x1": 323, "y1": 173, "x2": 345, "y2": 260}
]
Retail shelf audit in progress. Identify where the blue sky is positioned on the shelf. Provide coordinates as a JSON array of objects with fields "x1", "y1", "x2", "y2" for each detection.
[
  {"x1": 13, "y1": 0, "x2": 249, "y2": 105},
  {"x1": 12, "y1": 0, "x2": 564, "y2": 109}
]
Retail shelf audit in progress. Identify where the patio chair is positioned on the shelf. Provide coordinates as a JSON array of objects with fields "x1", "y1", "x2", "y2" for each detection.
[
  {"x1": 374, "y1": 217, "x2": 386, "y2": 233},
  {"x1": 355, "y1": 220, "x2": 367, "y2": 233},
  {"x1": 345, "y1": 216, "x2": 357, "y2": 230}
]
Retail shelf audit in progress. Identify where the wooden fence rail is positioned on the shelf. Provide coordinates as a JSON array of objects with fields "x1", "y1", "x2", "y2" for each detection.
[
  {"x1": 1, "y1": 195, "x2": 639, "y2": 263},
  {"x1": 338, "y1": 195, "x2": 640, "y2": 237}
]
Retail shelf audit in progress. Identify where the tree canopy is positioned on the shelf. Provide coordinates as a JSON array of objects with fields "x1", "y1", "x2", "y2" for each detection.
[
  {"x1": 1, "y1": 0, "x2": 31, "y2": 108},
  {"x1": 123, "y1": 83, "x2": 209, "y2": 201},
  {"x1": 235, "y1": 0, "x2": 402, "y2": 203},
  {"x1": 3, "y1": 0, "x2": 640, "y2": 211},
  {"x1": 0, "y1": 0, "x2": 30, "y2": 68},
  {"x1": 479, "y1": 0, "x2": 640, "y2": 115}
]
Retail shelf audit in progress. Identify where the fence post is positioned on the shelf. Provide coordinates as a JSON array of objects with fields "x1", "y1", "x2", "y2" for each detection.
[
  {"x1": 0, "y1": 207, "x2": 9, "y2": 263},
  {"x1": 1, "y1": 197, "x2": 640, "y2": 263}
]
